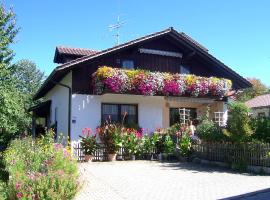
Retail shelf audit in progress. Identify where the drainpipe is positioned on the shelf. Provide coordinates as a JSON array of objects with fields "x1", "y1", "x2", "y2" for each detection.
[{"x1": 50, "y1": 80, "x2": 71, "y2": 145}]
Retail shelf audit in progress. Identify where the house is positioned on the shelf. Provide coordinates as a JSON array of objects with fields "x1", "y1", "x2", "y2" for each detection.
[
  {"x1": 246, "y1": 94, "x2": 270, "y2": 118},
  {"x1": 31, "y1": 27, "x2": 251, "y2": 144}
]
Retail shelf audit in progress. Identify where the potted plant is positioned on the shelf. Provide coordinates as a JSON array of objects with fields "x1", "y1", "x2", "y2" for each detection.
[
  {"x1": 97, "y1": 121, "x2": 123, "y2": 161},
  {"x1": 162, "y1": 134, "x2": 174, "y2": 160},
  {"x1": 80, "y1": 128, "x2": 98, "y2": 162},
  {"x1": 178, "y1": 133, "x2": 192, "y2": 162},
  {"x1": 122, "y1": 129, "x2": 141, "y2": 160}
]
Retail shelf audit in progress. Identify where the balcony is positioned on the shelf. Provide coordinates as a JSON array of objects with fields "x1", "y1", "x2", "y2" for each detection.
[{"x1": 92, "y1": 66, "x2": 232, "y2": 98}]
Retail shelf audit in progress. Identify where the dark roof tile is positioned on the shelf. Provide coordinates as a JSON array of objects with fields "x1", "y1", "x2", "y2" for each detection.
[{"x1": 56, "y1": 46, "x2": 98, "y2": 56}]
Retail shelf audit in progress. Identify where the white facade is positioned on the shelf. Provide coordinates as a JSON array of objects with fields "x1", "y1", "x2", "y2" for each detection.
[
  {"x1": 44, "y1": 72, "x2": 72, "y2": 139},
  {"x1": 70, "y1": 93, "x2": 227, "y2": 142},
  {"x1": 42, "y1": 72, "x2": 228, "y2": 142},
  {"x1": 70, "y1": 94, "x2": 164, "y2": 141}
]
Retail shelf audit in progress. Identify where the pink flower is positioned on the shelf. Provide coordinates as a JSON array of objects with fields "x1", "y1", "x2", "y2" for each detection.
[
  {"x1": 16, "y1": 192, "x2": 23, "y2": 198},
  {"x1": 82, "y1": 128, "x2": 92, "y2": 137},
  {"x1": 135, "y1": 131, "x2": 142, "y2": 138},
  {"x1": 16, "y1": 182, "x2": 22, "y2": 189},
  {"x1": 54, "y1": 143, "x2": 62, "y2": 150}
]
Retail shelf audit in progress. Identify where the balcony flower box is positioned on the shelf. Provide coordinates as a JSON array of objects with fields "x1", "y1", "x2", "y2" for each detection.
[{"x1": 92, "y1": 66, "x2": 232, "y2": 98}]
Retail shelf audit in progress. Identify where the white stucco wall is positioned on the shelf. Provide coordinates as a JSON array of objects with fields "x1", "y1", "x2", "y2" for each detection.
[
  {"x1": 70, "y1": 94, "x2": 164, "y2": 141},
  {"x1": 70, "y1": 93, "x2": 228, "y2": 141},
  {"x1": 44, "y1": 72, "x2": 72, "y2": 138}
]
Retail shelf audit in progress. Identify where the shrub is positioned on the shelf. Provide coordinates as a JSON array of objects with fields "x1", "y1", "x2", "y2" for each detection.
[
  {"x1": 227, "y1": 102, "x2": 253, "y2": 142},
  {"x1": 80, "y1": 128, "x2": 98, "y2": 155},
  {"x1": 2, "y1": 130, "x2": 79, "y2": 200},
  {"x1": 196, "y1": 119, "x2": 225, "y2": 141},
  {"x1": 178, "y1": 133, "x2": 192, "y2": 157},
  {"x1": 251, "y1": 118, "x2": 270, "y2": 142},
  {"x1": 163, "y1": 135, "x2": 174, "y2": 154}
]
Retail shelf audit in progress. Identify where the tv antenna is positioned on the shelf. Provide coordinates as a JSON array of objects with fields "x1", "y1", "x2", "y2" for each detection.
[{"x1": 108, "y1": 16, "x2": 126, "y2": 45}]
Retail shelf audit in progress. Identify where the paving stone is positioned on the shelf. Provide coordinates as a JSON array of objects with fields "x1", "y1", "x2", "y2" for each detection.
[{"x1": 74, "y1": 161, "x2": 270, "y2": 200}]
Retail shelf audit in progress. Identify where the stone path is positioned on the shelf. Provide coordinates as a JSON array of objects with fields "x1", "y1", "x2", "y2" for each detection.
[{"x1": 74, "y1": 161, "x2": 270, "y2": 200}]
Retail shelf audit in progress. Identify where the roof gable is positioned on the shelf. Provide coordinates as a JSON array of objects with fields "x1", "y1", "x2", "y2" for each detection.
[
  {"x1": 34, "y1": 27, "x2": 251, "y2": 100},
  {"x1": 54, "y1": 46, "x2": 98, "y2": 63}
]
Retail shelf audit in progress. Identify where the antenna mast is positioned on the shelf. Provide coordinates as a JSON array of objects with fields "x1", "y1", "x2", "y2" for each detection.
[{"x1": 108, "y1": 16, "x2": 125, "y2": 45}]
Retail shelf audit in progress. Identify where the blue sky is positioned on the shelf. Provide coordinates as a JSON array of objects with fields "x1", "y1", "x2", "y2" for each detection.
[{"x1": 4, "y1": 0, "x2": 270, "y2": 86}]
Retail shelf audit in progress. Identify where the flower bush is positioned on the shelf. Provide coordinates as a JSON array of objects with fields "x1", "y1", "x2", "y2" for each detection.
[
  {"x1": 1, "y1": 130, "x2": 79, "y2": 200},
  {"x1": 80, "y1": 128, "x2": 98, "y2": 155},
  {"x1": 93, "y1": 66, "x2": 232, "y2": 97}
]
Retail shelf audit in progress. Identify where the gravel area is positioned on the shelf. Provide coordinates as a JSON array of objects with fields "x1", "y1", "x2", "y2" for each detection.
[{"x1": 74, "y1": 161, "x2": 270, "y2": 200}]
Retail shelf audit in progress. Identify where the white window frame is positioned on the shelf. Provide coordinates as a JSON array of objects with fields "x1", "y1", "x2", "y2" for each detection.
[
  {"x1": 179, "y1": 108, "x2": 191, "y2": 125},
  {"x1": 214, "y1": 112, "x2": 224, "y2": 126}
]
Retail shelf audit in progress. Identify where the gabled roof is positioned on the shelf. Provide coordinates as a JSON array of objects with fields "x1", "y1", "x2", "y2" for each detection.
[
  {"x1": 56, "y1": 46, "x2": 98, "y2": 56},
  {"x1": 34, "y1": 27, "x2": 252, "y2": 100},
  {"x1": 54, "y1": 46, "x2": 98, "y2": 63},
  {"x1": 246, "y1": 94, "x2": 270, "y2": 108}
]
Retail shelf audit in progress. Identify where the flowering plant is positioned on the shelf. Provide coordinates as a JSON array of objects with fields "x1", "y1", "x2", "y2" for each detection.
[
  {"x1": 97, "y1": 120, "x2": 123, "y2": 154},
  {"x1": 93, "y1": 66, "x2": 232, "y2": 97},
  {"x1": 80, "y1": 128, "x2": 98, "y2": 155},
  {"x1": 122, "y1": 128, "x2": 142, "y2": 155},
  {"x1": 2, "y1": 129, "x2": 79, "y2": 200}
]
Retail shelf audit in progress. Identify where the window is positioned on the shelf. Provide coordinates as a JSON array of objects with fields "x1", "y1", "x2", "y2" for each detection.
[
  {"x1": 180, "y1": 65, "x2": 191, "y2": 74},
  {"x1": 102, "y1": 104, "x2": 138, "y2": 125},
  {"x1": 258, "y1": 112, "x2": 266, "y2": 118},
  {"x1": 214, "y1": 112, "x2": 224, "y2": 126},
  {"x1": 122, "y1": 60, "x2": 134, "y2": 69},
  {"x1": 170, "y1": 108, "x2": 197, "y2": 126}
]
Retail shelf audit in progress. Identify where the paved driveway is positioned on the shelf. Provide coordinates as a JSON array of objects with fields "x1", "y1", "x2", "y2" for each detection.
[{"x1": 74, "y1": 161, "x2": 270, "y2": 200}]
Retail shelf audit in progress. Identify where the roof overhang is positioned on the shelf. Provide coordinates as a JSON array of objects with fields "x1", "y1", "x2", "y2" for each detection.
[{"x1": 29, "y1": 100, "x2": 51, "y2": 117}]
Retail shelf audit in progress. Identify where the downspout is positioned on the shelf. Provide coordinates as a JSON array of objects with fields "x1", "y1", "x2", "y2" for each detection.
[{"x1": 50, "y1": 80, "x2": 71, "y2": 145}]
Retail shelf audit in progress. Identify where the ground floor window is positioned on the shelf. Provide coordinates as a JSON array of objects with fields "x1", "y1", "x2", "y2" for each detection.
[
  {"x1": 170, "y1": 108, "x2": 197, "y2": 126},
  {"x1": 214, "y1": 112, "x2": 225, "y2": 126},
  {"x1": 258, "y1": 112, "x2": 266, "y2": 118},
  {"x1": 101, "y1": 103, "x2": 138, "y2": 126}
]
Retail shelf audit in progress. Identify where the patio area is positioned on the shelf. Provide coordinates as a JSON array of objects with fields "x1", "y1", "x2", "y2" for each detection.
[{"x1": 74, "y1": 161, "x2": 270, "y2": 200}]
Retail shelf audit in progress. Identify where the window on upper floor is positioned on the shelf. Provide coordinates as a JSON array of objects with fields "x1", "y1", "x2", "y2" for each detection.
[
  {"x1": 180, "y1": 65, "x2": 191, "y2": 74},
  {"x1": 122, "y1": 60, "x2": 134, "y2": 70}
]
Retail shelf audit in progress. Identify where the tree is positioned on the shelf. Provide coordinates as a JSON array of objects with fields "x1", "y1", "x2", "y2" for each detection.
[
  {"x1": 237, "y1": 78, "x2": 268, "y2": 102},
  {"x1": 0, "y1": 5, "x2": 19, "y2": 64},
  {"x1": 10, "y1": 59, "x2": 45, "y2": 131},
  {"x1": 0, "y1": 4, "x2": 30, "y2": 147},
  {"x1": 10, "y1": 59, "x2": 45, "y2": 106}
]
